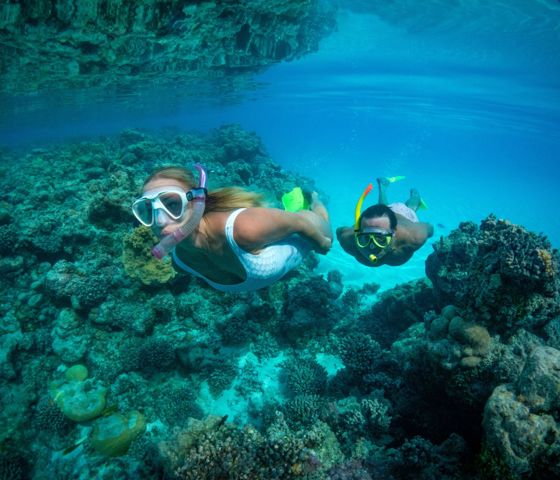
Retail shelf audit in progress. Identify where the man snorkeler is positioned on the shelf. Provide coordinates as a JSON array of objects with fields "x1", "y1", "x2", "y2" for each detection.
[{"x1": 336, "y1": 177, "x2": 433, "y2": 267}]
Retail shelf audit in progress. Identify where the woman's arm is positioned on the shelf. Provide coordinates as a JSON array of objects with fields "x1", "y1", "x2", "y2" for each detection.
[{"x1": 234, "y1": 207, "x2": 332, "y2": 254}]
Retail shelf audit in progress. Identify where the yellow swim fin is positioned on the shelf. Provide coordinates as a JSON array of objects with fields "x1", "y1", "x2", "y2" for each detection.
[
  {"x1": 282, "y1": 187, "x2": 309, "y2": 212},
  {"x1": 386, "y1": 175, "x2": 406, "y2": 183},
  {"x1": 418, "y1": 197, "x2": 429, "y2": 210}
]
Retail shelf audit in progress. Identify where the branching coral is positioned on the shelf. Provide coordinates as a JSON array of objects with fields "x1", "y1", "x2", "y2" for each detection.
[
  {"x1": 338, "y1": 334, "x2": 382, "y2": 380},
  {"x1": 162, "y1": 416, "x2": 323, "y2": 479},
  {"x1": 280, "y1": 355, "x2": 328, "y2": 397}
]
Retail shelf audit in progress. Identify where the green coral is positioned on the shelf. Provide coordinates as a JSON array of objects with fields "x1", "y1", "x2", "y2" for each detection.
[
  {"x1": 50, "y1": 372, "x2": 107, "y2": 422},
  {"x1": 122, "y1": 226, "x2": 176, "y2": 285},
  {"x1": 475, "y1": 444, "x2": 517, "y2": 480},
  {"x1": 91, "y1": 410, "x2": 146, "y2": 457}
]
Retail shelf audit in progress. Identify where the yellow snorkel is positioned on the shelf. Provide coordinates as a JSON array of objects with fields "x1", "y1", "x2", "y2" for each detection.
[
  {"x1": 354, "y1": 183, "x2": 373, "y2": 232},
  {"x1": 354, "y1": 183, "x2": 381, "y2": 263}
]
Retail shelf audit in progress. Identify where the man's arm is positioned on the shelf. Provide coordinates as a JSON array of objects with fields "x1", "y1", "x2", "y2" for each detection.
[{"x1": 411, "y1": 222, "x2": 434, "y2": 248}]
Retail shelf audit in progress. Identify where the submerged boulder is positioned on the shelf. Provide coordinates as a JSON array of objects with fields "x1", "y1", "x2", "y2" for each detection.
[{"x1": 482, "y1": 346, "x2": 560, "y2": 477}]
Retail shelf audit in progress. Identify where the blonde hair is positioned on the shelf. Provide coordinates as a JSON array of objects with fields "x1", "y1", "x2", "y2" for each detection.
[{"x1": 145, "y1": 166, "x2": 264, "y2": 213}]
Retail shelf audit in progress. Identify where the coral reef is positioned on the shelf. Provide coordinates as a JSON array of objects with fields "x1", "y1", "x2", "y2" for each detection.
[
  {"x1": 159, "y1": 414, "x2": 347, "y2": 479},
  {"x1": 426, "y1": 215, "x2": 560, "y2": 334},
  {"x1": 1, "y1": 127, "x2": 559, "y2": 479},
  {"x1": 360, "y1": 278, "x2": 435, "y2": 348},
  {"x1": 0, "y1": 1, "x2": 336, "y2": 97},
  {"x1": 425, "y1": 305, "x2": 493, "y2": 370},
  {"x1": 482, "y1": 346, "x2": 560, "y2": 477},
  {"x1": 280, "y1": 355, "x2": 328, "y2": 397}
]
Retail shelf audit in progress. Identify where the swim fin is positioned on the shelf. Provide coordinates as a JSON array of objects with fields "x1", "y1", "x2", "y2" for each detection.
[
  {"x1": 282, "y1": 187, "x2": 309, "y2": 212},
  {"x1": 418, "y1": 197, "x2": 429, "y2": 210},
  {"x1": 386, "y1": 175, "x2": 406, "y2": 183}
]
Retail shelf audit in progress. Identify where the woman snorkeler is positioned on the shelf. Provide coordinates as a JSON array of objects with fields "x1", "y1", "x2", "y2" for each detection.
[{"x1": 132, "y1": 164, "x2": 332, "y2": 293}]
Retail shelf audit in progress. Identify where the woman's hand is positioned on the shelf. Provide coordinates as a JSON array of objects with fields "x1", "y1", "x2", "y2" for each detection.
[
  {"x1": 306, "y1": 191, "x2": 332, "y2": 254},
  {"x1": 311, "y1": 232, "x2": 332, "y2": 255}
]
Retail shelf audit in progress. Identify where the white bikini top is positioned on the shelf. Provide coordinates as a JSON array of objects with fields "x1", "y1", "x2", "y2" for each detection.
[{"x1": 172, "y1": 208, "x2": 310, "y2": 293}]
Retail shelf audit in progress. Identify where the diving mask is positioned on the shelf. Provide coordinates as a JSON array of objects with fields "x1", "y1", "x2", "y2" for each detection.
[
  {"x1": 132, "y1": 186, "x2": 204, "y2": 227},
  {"x1": 355, "y1": 228, "x2": 394, "y2": 249}
]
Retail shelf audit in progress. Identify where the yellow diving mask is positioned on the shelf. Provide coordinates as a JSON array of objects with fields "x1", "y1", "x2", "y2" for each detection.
[
  {"x1": 353, "y1": 183, "x2": 394, "y2": 263},
  {"x1": 355, "y1": 228, "x2": 394, "y2": 249}
]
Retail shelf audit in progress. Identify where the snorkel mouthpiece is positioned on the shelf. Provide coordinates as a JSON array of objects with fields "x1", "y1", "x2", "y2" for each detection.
[{"x1": 152, "y1": 164, "x2": 207, "y2": 259}]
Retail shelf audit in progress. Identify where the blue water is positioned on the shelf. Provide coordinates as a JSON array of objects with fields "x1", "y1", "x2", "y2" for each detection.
[{"x1": 2, "y1": 2, "x2": 560, "y2": 291}]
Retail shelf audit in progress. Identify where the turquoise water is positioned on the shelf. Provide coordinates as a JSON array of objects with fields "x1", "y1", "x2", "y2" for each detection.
[
  {"x1": 3, "y1": 3, "x2": 559, "y2": 291},
  {"x1": 1, "y1": 2, "x2": 560, "y2": 478}
]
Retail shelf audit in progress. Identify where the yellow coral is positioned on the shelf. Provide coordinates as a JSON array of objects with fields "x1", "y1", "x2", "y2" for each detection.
[
  {"x1": 537, "y1": 248, "x2": 554, "y2": 276},
  {"x1": 122, "y1": 226, "x2": 176, "y2": 284}
]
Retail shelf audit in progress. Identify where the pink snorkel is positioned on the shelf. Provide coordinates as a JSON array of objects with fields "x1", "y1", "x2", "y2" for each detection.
[{"x1": 151, "y1": 164, "x2": 208, "y2": 260}]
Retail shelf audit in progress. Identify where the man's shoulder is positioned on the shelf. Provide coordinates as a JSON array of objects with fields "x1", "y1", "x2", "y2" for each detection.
[
  {"x1": 338, "y1": 226, "x2": 362, "y2": 252},
  {"x1": 336, "y1": 226, "x2": 354, "y2": 242},
  {"x1": 396, "y1": 221, "x2": 432, "y2": 248}
]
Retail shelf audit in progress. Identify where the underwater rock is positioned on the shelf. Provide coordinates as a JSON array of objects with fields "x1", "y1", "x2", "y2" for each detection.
[
  {"x1": 483, "y1": 382, "x2": 558, "y2": 477},
  {"x1": 515, "y1": 346, "x2": 560, "y2": 412},
  {"x1": 544, "y1": 315, "x2": 560, "y2": 350},
  {"x1": 51, "y1": 308, "x2": 88, "y2": 363},
  {"x1": 482, "y1": 346, "x2": 560, "y2": 477},
  {"x1": 426, "y1": 215, "x2": 560, "y2": 335}
]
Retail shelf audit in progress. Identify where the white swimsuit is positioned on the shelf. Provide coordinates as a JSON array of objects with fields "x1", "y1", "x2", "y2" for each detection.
[
  {"x1": 389, "y1": 202, "x2": 419, "y2": 223},
  {"x1": 171, "y1": 208, "x2": 311, "y2": 293}
]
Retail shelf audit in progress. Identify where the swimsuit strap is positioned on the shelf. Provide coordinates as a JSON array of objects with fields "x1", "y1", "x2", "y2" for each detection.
[{"x1": 224, "y1": 208, "x2": 247, "y2": 253}]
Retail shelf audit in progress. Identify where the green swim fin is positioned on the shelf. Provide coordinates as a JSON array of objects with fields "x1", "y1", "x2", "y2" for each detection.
[
  {"x1": 282, "y1": 187, "x2": 309, "y2": 212},
  {"x1": 386, "y1": 175, "x2": 406, "y2": 183},
  {"x1": 418, "y1": 197, "x2": 429, "y2": 210}
]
